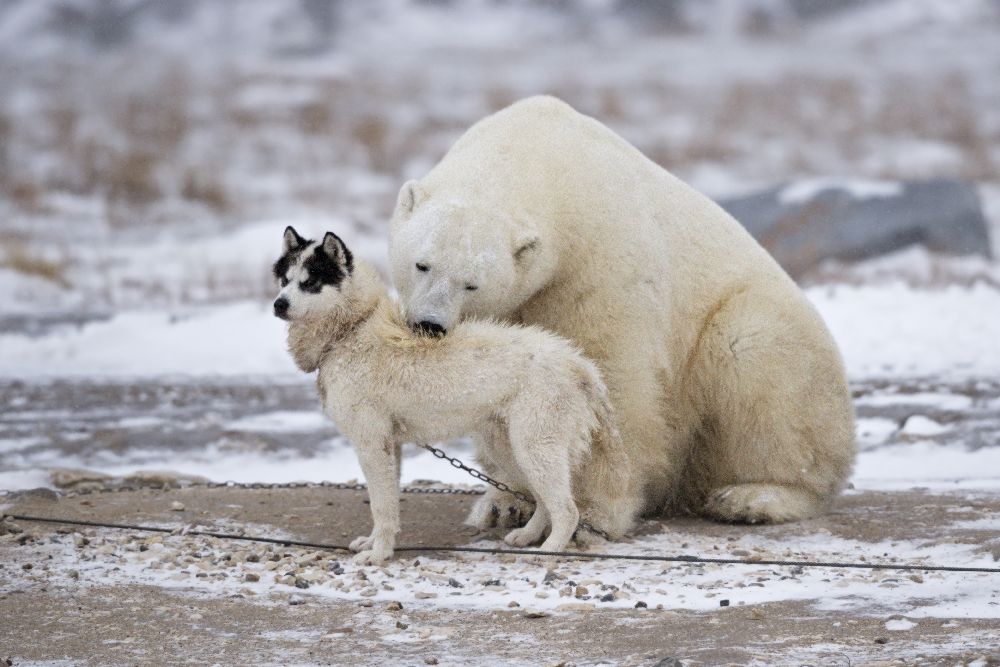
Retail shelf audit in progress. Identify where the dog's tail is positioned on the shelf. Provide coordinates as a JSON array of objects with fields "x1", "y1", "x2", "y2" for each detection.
[{"x1": 577, "y1": 361, "x2": 641, "y2": 540}]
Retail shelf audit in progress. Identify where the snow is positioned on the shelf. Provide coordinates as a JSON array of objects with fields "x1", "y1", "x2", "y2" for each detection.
[
  {"x1": 852, "y1": 441, "x2": 1000, "y2": 491},
  {"x1": 21, "y1": 513, "x2": 1000, "y2": 620},
  {"x1": 3, "y1": 282, "x2": 999, "y2": 380},
  {"x1": 224, "y1": 411, "x2": 332, "y2": 433},
  {"x1": 885, "y1": 618, "x2": 917, "y2": 631},
  {"x1": 778, "y1": 178, "x2": 903, "y2": 205},
  {"x1": 900, "y1": 415, "x2": 949, "y2": 437}
]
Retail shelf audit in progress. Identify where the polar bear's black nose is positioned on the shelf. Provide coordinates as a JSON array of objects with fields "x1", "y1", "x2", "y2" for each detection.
[
  {"x1": 273, "y1": 297, "x2": 290, "y2": 319},
  {"x1": 416, "y1": 320, "x2": 446, "y2": 337}
]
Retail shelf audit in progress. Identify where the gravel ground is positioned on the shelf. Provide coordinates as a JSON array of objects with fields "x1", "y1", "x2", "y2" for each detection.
[{"x1": 3, "y1": 484, "x2": 1000, "y2": 666}]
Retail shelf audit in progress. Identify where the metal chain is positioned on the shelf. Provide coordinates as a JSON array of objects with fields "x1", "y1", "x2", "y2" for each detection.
[
  {"x1": 0, "y1": 479, "x2": 486, "y2": 498},
  {"x1": 0, "y1": 445, "x2": 609, "y2": 539},
  {"x1": 419, "y1": 443, "x2": 612, "y2": 541}
]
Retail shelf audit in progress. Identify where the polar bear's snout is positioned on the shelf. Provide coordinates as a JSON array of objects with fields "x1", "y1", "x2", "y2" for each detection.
[{"x1": 414, "y1": 319, "x2": 447, "y2": 336}]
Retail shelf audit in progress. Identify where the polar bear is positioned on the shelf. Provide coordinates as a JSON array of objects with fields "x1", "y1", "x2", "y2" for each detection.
[{"x1": 389, "y1": 96, "x2": 855, "y2": 525}]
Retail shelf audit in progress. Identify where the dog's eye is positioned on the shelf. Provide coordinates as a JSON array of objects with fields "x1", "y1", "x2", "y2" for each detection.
[
  {"x1": 465, "y1": 284, "x2": 478, "y2": 291},
  {"x1": 415, "y1": 263, "x2": 429, "y2": 273},
  {"x1": 279, "y1": 277, "x2": 289, "y2": 287},
  {"x1": 300, "y1": 277, "x2": 318, "y2": 289}
]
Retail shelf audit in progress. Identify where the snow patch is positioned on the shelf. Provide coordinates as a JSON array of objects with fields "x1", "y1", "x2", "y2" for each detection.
[{"x1": 778, "y1": 178, "x2": 903, "y2": 205}]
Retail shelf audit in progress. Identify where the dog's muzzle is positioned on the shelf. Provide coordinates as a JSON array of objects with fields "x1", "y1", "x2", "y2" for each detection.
[{"x1": 273, "y1": 297, "x2": 290, "y2": 320}]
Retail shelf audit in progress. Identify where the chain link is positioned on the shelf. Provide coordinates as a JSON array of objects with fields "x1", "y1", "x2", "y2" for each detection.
[{"x1": 419, "y1": 443, "x2": 611, "y2": 541}]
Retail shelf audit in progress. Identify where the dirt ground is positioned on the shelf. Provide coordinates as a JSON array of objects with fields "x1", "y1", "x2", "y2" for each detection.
[{"x1": 2, "y1": 484, "x2": 999, "y2": 667}]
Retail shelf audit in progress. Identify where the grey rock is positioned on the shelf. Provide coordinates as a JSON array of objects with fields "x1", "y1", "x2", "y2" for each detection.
[{"x1": 717, "y1": 178, "x2": 992, "y2": 278}]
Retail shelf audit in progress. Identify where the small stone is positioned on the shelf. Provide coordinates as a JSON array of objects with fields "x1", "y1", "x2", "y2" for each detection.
[
  {"x1": 424, "y1": 658, "x2": 439, "y2": 666},
  {"x1": 16, "y1": 533, "x2": 35, "y2": 545},
  {"x1": 599, "y1": 593, "x2": 615, "y2": 602},
  {"x1": 246, "y1": 553, "x2": 260, "y2": 563},
  {"x1": 414, "y1": 591, "x2": 437, "y2": 599},
  {"x1": 908, "y1": 574, "x2": 924, "y2": 583},
  {"x1": 484, "y1": 579, "x2": 502, "y2": 587},
  {"x1": 386, "y1": 601, "x2": 403, "y2": 611},
  {"x1": 719, "y1": 599, "x2": 730, "y2": 607},
  {"x1": 289, "y1": 595, "x2": 305, "y2": 606},
  {"x1": 395, "y1": 620, "x2": 409, "y2": 630},
  {"x1": 634, "y1": 601, "x2": 648, "y2": 609},
  {"x1": 294, "y1": 577, "x2": 310, "y2": 589},
  {"x1": 574, "y1": 586, "x2": 589, "y2": 598},
  {"x1": 750, "y1": 608, "x2": 765, "y2": 620},
  {"x1": 170, "y1": 501, "x2": 185, "y2": 512},
  {"x1": 522, "y1": 610, "x2": 550, "y2": 619},
  {"x1": 21, "y1": 563, "x2": 33, "y2": 570},
  {"x1": 651, "y1": 658, "x2": 683, "y2": 667},
  {"x1": 68, "y1": 570, "x2": 80, "y2": 580},
  {"x1": 244, "y1": 573, "x2": 260, "y2": 583},
  {"x1": 874, "y1": 637, "x2": 888, "y2": 645},
  {"x1": 447, "y1": 577, "x2": 463, "y2": 588},
  {"x1": 535, "y1": 592, "x2": 549, "y2": 599},
  {"x1": 358, "y1": 600, "x2": 374, "y2": 608},
  {"x1": 507, "y1": 601, "x2": 520, "y2": 608},
  {"x1": 556, "y1": 602, "x2": 595, "y2": 612},
  {"x1": 543, "y1": 570, "x2": 559, "y2": 584}
]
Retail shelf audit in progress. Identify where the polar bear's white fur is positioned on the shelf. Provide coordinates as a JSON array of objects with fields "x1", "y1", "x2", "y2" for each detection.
[{"x1": 390, "y1": 96, "x2": 856, "y2": 524}]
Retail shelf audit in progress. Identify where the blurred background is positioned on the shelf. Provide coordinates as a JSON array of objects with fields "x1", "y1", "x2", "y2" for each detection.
[{"x1": 1, "y1": 0, "x2": 999, "y2": 492}]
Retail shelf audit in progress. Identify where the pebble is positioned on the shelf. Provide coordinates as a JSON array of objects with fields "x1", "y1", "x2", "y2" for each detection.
[
  {"x1": 294, "y1": 577, "x2": 310, "y2": 589},
  {"x1": 170, "y1": 501, "x2": 185, "y2": 512},
  {"x1": 522, "y1": 610, "x2": 550, "y2": 619},
  {"x1": 395, "y1": 621, "x2": 409, "y2": 630},
  {"x1": 244, "y1": 573, "x2": 260, "y2": 583},
  {"x1": 574, "y1": 586, "x2": 589, "y2": 598},
  {"x1": 634, "y1": 601, "x2": 648, "y2": 609},
  {"x1": 555, "y1": 602, "x2": 595, "y2": 612},
  {"x1": 599, "y1": 593, "x2": 615, "y2": 602},
  {"x1": 358, "y1": 600, "x2": 374, "y2": 608},
  {"x1": 719, "y1": 599, "x2": 730, "y2": 607},
  {"x1": 414, "y1": 592, "x2": 437, "y2": 600},
  {"x1": 289, "y1": 595, "x2": 305, "y2": 606},
  {"x1": 507, "y1": 601, "x2": 520, "y2": 608},
  {"x1": 447, "y1": 577, "x2": 463, "y2": 588},
  {"x1": 908, "y1": 574, "x2": 924, "y2": 583},
  {"x1": 424, "y1": 658, "x2": 439, "y2": 665},
  {"x1": 386, "y1": 601, "x2": 404, "y2": 611}
]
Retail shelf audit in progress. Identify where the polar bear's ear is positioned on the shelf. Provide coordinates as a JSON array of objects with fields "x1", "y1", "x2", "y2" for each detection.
[
  {"x1": 513, "y1": 234, "x2": 540, "y2": 264},
  {"x1": 395, "y1": 180, "x2": 425, "y2": 217}
]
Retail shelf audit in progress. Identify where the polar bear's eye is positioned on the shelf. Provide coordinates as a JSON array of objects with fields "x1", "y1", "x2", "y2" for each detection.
[
  {"x1": 415, "y1": 263, "x2": 429, "y2": 273},
  {"x1": 465, "y1": 284, "x2": 478, "y2": 291}
]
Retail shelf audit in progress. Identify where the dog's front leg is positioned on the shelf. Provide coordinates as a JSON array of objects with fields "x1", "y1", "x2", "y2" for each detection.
[{"x1": 349, "y1": 433, "x2": 400, "y2": 565}]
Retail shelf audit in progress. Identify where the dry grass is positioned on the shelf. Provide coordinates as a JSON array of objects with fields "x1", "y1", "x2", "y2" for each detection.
[{"x1": 1, "y1": 243, "x2": 71, "y2": 288}]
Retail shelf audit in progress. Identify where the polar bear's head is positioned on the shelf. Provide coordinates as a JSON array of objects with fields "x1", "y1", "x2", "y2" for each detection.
[{"x1": 389, "y1": 180, "x2": 550, "y2": 335}]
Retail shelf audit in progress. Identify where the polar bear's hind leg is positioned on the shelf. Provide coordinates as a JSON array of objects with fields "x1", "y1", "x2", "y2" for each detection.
[{"x1": 703, "y1": 483, "x2": 823, "y2": 524}]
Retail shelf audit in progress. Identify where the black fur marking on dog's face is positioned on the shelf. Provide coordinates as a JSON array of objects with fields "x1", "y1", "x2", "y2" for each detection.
[
  {"x1": 300, "y1": 242, "x2": 350, "y2": 293},
  {"x1": 273, "y1": 246, "x2": 307, "y2": 285}
]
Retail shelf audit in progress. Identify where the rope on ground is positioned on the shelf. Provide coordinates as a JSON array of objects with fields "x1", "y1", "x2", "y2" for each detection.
[{"x1": 6, "y1": 513, "x2": 1000, "y2": 574}]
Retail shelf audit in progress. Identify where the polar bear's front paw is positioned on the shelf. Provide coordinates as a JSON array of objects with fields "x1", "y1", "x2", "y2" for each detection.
[
  {"x1": 465, "y1": 489, "x2": 534, "y2": 530},
  {"x1": 349, "y1": 534, "x2": 374, "y2": 553},
  {"x1": 503, "y1": 526, "x2": 542, "y2": 547}
]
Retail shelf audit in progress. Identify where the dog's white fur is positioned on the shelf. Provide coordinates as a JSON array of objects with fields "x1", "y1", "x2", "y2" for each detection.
[
  {"x1": 390, "y1": 96, "x2": 856, "y2": 526},
  {"x1": 275, "y1": 229, "x2": 641, "y2": 564}
]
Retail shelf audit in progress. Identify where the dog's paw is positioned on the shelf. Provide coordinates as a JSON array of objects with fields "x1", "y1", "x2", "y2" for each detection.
[
  {"x1": 503, "y1": 526, "x2": 541, "y2": 548},
  {"x1": 352, "y1": 545, "x2": 393, "y2": 565},
  {"x1": 465, "y1": 489, "x2": 534, "y2": 530},
  {"x1": 349, "y1": 534, "x2": 374, "y2": 553}
]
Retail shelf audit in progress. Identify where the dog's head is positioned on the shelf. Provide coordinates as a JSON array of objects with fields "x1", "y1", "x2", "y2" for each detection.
[{"x1": 272, "y1": 226, "x2": 354, "y2": 321}]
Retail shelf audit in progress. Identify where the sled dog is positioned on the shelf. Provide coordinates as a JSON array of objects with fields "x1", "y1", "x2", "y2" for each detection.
[{"x1": 273, "y1": 226, "x2": 640, "y2": 563}]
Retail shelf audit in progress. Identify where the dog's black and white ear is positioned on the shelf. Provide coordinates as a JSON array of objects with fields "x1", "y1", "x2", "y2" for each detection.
[
  {"x1": 322, "y1": 232, "x2": 354, "y2": 273},
  {"x1": 283, "y1": 226, "x2": 307, "y2": 254}
]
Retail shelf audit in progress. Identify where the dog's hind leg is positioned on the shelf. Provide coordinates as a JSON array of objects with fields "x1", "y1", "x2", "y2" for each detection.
[{"x1": 507, "y1": 428, "x2": 578, "y2": 552}]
